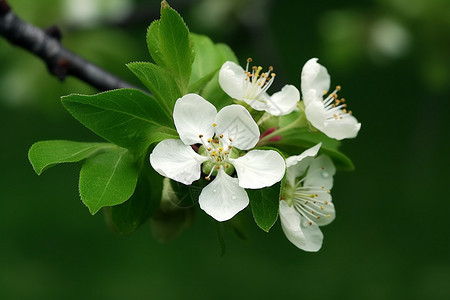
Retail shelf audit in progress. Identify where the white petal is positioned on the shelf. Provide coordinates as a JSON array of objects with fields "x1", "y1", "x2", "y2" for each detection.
[
  {"x1": 243, "y1": 93, "x2": 270, "y2": 111},
  {"x1": 323, "y1": 115, "x2": 361, "y2": 140},
  {"x1": 150, "y1": 139, "x2": 207, "y2": 185},
  {"x1": 173, "y1": 94, "x2": 217, "y2": 145},
  {"x1": 304, "y1": 97, "x2": 327, "y2": 131},
  {"x1": 285, "y1": 143, "x2": 322, "y2": 187},
  {"x1": 301, "y1": 58, "x2": 330, "y2": 97},
  {"x1": 230, "y1": 150, "x2": 286, "y2": 189},
  {"x1": 214, "y1": 105, "x2": 260, "y2": 150},
  {"x1": 279, "y1": 200, "x2": 323, "y2": 252},
  {"x1": 218, "y1": 61, "x2": 245, "y2": 100},
  {"x1": 265, "y1": 85, "x2": 300, "y2": 116},
  {"x1": 304, "y1": 154, "x2": 336, "y2": 190},
  {"x1": 199, "y1": 169, "x2": 249, "y2": 221}
]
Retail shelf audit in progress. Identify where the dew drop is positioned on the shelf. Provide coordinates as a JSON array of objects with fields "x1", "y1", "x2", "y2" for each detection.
[
  {"x1": 321, "y1": 171, "x2": 329, "y2": 178},
  {"x1": 213, "y1": 189, "x2": 217, "y2": 193},
  {"x1": 232, "y1": 195, "x2": 236, "y2": 200}
]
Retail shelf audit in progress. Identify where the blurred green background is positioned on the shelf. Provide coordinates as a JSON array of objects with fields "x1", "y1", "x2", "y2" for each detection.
[{"x1": 1, "y1": 0, "x2": 449, "y2": 299}]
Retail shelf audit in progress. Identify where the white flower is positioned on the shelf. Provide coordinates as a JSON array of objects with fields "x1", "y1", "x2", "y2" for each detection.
[
  {"x1": 301, "y1": 58, "x2": 361, "y2": 140},
  {"x1": 219, "y1": 59, "x2": 300, "y2": 116},
  {"x1": 150, "y1": 94, "x2": 286, "y2": 222},
  {"x1": 279, "y1": 143, "x2": 336, "y2": 252}
]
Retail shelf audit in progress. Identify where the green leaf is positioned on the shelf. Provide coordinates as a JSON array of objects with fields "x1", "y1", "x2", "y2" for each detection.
[
  {"x1": 79, "y1": 148, "x2": 139, "y2": 215},
  {"x1": 146, "y1": 20, "x2": 166, "y2": 68},
  {"x1": 62, "y1": 89, "x2": 178, "y2": 154},
  {"x1": 200, "y1": 72, "x2": 234, "y2": 110},
  {"x1": 28, "y1": 140, "x2": 114, "y2": 175},
  {"x1": 188, "y1": 34, "x2": 239, "y2": 94},
  {"x1": 270, "y1": 128, "x2": 355, "y2": 171},
  {"x1": 146, "y1": 1, "x2": 194, "y2": 93},
  {"x1": 127, "y1": 62, "x2": 181, "y2": 114},
  {"x1": 151, "y1": 207, "x2": 195, "y2": 243},
  {"x1": 247, "y1": 180, "x2": 283, "y2": 232},
  {"x1": 104, "y1": 165, "x2": 161, "y2": 235}
]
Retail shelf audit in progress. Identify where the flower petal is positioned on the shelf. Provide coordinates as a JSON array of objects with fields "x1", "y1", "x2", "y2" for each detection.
[
  {"x1": 304, "y1": 154, "x2": 336, "y2": 190},
  {"x1": 214, "y1": 104, "x2": 260, "y2": 150},
  {"x1": 279, "y1": 200, "x2": 323, "y2": 252},
  {"x1": 173, "y1": 94, "x2": 217, "y2": 145},
  {"x1": 285, "y1": 143, "x2": 322, "y2": 186},
  {"x1": 199, "y1": 168, "x2": 249, "y2": 221},
  {"x1": 243, "y1": 93, "x2": 270, "y2": 111},
  {"x1": 304, "y1": 96, "x2": 327, "y2": 131},
  {"x1": 230, "y1": 149, "x2": 286, "y2": 189},
  {"x1": 301, "y1": 58, "x2": 330, "y2": 97},
  {"x1": 323, "y1": 115, "x2": 361, "y2": 140},
  {"x1": 265, "y1": 85, "x2": 300, "y2": 116},
  {"x1": 150, "y1": 139, "x2": 207, "y2": 185},
  {"x1": 219, "y1": 61, "x2": 246, "y2": 100}
]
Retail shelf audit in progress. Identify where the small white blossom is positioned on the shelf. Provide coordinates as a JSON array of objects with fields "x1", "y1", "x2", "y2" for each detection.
[
  {"x1": 301, "y1": 58, "x2": 361, "y2": 140},
  {"x1": 150, "y1": 94, "x2": 286, "y2": 222},
  {"x1": 280, "y1": 143, "x2": 336, "y2": 252},
  {"x1": 219, "y1": 59, "x2": 300, "y2": 116}
]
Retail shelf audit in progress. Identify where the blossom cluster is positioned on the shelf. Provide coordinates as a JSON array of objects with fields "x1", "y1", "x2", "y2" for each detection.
[{"x1": 150, "y1": 58, "x2": 360, "y2": 251}]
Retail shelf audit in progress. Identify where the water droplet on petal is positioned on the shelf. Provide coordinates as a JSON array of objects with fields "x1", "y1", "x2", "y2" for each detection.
[
  {"x1": 213, "y1": 189, "x2": 217, "y2": 193},
  {"x1": 321, "y1": 171, "x2": 329, "y2": 178},
  {"x1": 232, "y1": 195, "x2": 236, "y2": 200}
]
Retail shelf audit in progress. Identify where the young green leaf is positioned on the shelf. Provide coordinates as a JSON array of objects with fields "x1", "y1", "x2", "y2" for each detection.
[
  {"x1": 188, "y1": 34, "x2": 239, "y2": 94},
  {"x1": 147, "y1": 1, "x2": 194, "y2": 93},
  {"x1": 62, "y1": 89, "x2": 178, "y2": 154},
  {"x1": 79, "y1": 148, "x2": 139, "y2": 215},
  {"x1": 146, "y1": 20, "x2": 166, "y2": 68},
  {"x1": 269, "y1": 128, "x2": 355, "y2": 171},
  {"x1": 28, "y1": 140, "x2": 114, "y2": 175},
  {"x1": 247, "y1": 181, "x2": 283, "y2": 232},
  {"x1": 105, "y1": 178, "x2": 151, "y2": 235},
  {"x1": 127, "y1": 62, "x2": 181, "y2": 114}
]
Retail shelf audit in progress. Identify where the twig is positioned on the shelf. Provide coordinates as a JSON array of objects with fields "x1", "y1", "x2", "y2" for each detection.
[{"x1": 0, "y1": 0, "x2": 141, "y2": 91}]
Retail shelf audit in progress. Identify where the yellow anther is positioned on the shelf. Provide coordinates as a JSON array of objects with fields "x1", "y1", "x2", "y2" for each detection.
[
  {"x1": 311, "y1": 210, "x2": 315, "y2": 215},
  {"x1": 269, "y1": 66, "x2": 274, "y2": 71},
  {"x1": 327, "y1": 190, "x2": 331, "y2": 194},
  {"x1": 218, "y1": 147, "x2": 223, "y2": 152},
  {"x1": 216, "y1": 165, "x2": 220, "y2": 169},
  {"x1": 321, "y1": 186, "x2": 325, "y2": 189},
  {"x1": 308, "y1": 221, "x2": 313, "y2": 226},
  {"x1": 219, "y1": 134, "x2": 223, "y2": 138},
  {"x1": 341, "y1": 98, "x2": 345, "y2": 102},
  {"x1": 320, "y1": 205, "x2": 324, "y2": 210},
  {"x1": 247, "y1": 57, "x2": 253, "y2": 63},
  {"x1": 228, "y1": 145, "x2": 232, "y2": 150},
  {"x1": 213, "y1": 123, "x2": 217, "y2": 127},
  {"x1": 199, "y1": 134, "x2": 203, "y2": 138},
  {"x1": 207, "y1": 147, "x2": 211, "y2": 151},
  {"x1": 327, "y1": 214, "x2": 332, "y2": 218},
  {"x1": 216, "y1": 158, "x2": 221, "y2": 162},
  {"x1": 211, "y1": 151, "x2": 217, "y2": 156},
  {"x1": 225, "y1": 164, "x2": 230, "y2": 168},
  {"x1": 208, "y1": 138, "x2": 213, "y2": 142},
  {"x1": 336, "y1": 85, "x2": 341, "y2": 91},
  {"x1": 323, "y1": 90, "x2": 327, "y2": 95},
  {"x1": 349, "y1": 110, "x2": 353, "y2": 115},
  {"x1": 271, "y1": 73, "x2": 276, "y2": 77},
  {"x1": 324, "y1": 201, "x2": 329, "y2": 205},
  {"x1": 205, "y1": 177, "x2": 211, "y2": 181},
  {"x1": 229, "y1": 137, "x2": 233, "y2": 141},
  {"x1": 321, "y1": 166, "x2": 325, "y2": 170},
  {"x1": 224, "y1": 151, "x2": 229, "y2": 155},
  {"x1": 315, "y1": 194, "x2": 319, "y2": 197}
]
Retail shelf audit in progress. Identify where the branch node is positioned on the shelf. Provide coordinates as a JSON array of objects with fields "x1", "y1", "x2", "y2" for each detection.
[{"x1": 44, "y1": 25, "x2": 62, "y2": 41}]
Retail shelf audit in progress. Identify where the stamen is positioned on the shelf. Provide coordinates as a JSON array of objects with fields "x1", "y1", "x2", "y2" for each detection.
[{"x1": 213, "y1": 123, "x2": 217, "y2": 127}]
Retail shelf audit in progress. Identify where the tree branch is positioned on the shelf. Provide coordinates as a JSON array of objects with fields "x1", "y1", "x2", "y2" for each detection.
[{"x1": 0, "y1": 0, "x2": 141, "y2": 91}]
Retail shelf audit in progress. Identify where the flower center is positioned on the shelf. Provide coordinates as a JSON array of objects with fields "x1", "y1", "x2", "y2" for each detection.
[
  {"x1": 243, "y1": 57, "x2": 276, "y2": 100},
  {"x1": 286, "y1": 167, "x2": 333, "y2": 226},
  {"x1": 198, "y1": 126, "x2": 239, "y2": 180},
  {"x1": 322, "y1": 85, "x2": 355, "y2": 121}
]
